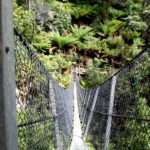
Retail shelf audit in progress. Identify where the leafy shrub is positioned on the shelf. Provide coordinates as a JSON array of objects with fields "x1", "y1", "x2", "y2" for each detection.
[
  {"x1": 49, "y1": 1, "x2": 99, "y2": 19},
  {"x1": 13, "y1": 3, "x2": 36, "y2": 40},
  {"x1": 70, "y1": 25, "x2": 100, "y2": 51},
  {"x1": 81, "y1": 59, "x2": 113, "y2": 87},
  {"x1": 122, "y1": 99, "x2": 150, "y2": 150},
  {"x1": 122, "y1": 29, "x2": 140, "y2": 40},
  {"x1": 77, "y1": 37, "x2": 101, "y2": 51},
  {"x1": 104, "y1": 35, "x2": 143, "y2": 59},
  {"x1": 32, "y1": 30, "x2": 51, "y2": 53},
  {"x1": 108, "y1": 6, "x2": 126, "y2": 18},
  {"x1": 71, "y1": 25, "x2": 94, "y2": 41},
  {"x1": 40, "y1": 54, "x2": 73, "y2": 87},
  {"x1": 143, "y1": 5, "x2": 150, "y2": 25},
  {"x1": 125, "y1": 15, "x2": 148, "y2": 31},
  {"x1": 17, "y1": 108, "x2": 55, "y2": 150},
  {"x1": 43, "y1": 9, "x2": 72, "y2": 33},
  {"x1": 50, "y1": 32, "x2": 77, "y2": 49},
  {"x1": 107, "y1": 35, "x2": 124, "y2": 49},
  {"x1": 70, "y1": 4, "x2": 99, "y2": 18},
  {"x1": 100, "y1": 19, "x2": 124, "y2": 35}
]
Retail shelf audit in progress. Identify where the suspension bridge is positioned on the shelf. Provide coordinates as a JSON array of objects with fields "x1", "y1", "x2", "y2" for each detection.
[
  {"x1": 14, "y1": 29, "x2": 150, "y2": 150},
  {"x1": 0, "y1": 2, "x2": 150, "y2": 149}
]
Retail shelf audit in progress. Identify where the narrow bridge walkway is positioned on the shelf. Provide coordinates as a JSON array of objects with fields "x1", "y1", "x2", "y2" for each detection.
[{"x1": 70, "y1": 81, "x2": 89, "y2": 150}]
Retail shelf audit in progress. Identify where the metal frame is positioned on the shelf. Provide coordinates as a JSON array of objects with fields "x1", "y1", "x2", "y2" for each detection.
[{"x1": 0, "y1": 0, "x2": 18, "y2": 149}]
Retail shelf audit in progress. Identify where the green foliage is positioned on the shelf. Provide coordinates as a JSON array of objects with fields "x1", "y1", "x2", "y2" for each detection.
[
  {"x1": 105, "y1": 35, "x2": 125, "y2": 56},
  {"x1": 100, "y1": 19, "x2": 124, "y2": 35},
  {"x1": 122, "y1": 29, "x2": 141, "y2": 39},
  {"x1": 115, "y1": 98, "x2": 150, "y2": 150},
  {"x1": 43, "y1": 8, "x2": 72, "y2": 33},
  {"x1": 16, "y1": 40, "x2": 55, "y2": 149},
  {"x1": 14, "y1": 0, "x2": 149, "y2": 87},
  {"x1": 126, "y1": 0, "x2": 144, "y2": 14},
  {"x1": 113, "y1": 54, "x2": 150, "y2": 150},
  {"x1": 40, "y1": 54, "x2": 73, "y2": 87},
  {"x1": 32, "y1": 30, "x2": 51, "y2": 52},
  {"x1": 81, "y1": 58, "x2": 113, "y2": 87},
  {"x1": 71, "y1": 25, "x2": 94, "y2": 41},
  {"x1": 49, "y1": 1, "x2": 99, "y2": 18},
  {"x1": 106, "y1": 35, "x2": 142, "y2": 59},
  {"x1": 53, "y1": 10, "x2": 72, "y2": 33},
  {"x1": 42, "y1": 54, "x2": 73, "y2": 71},
  {"x1": 125, "y1": 15, "x2": 148, "y2": 31},
  {"x1": 50, "y1": 32, "x2": 77, "y2": 49},
  {"x1": 13, "y1": 3, "x2": 36, "y2": 40},
  {"x1": 78, "y1": 37, "x2": 101, "y2": 51},
  {"x1": 69, "y1": 4, "x2": 99, "y2": 18},
  {"x1": 108, "y1": 7, "x2": 125, "y2": 18},
  {"x1": 70, "y1": 25, "x2": 102, "y2": 51},
  {"x1": 107, "y1": 35, "x2": 124, "y2": 49},
  {"x1": 17, "y1": 108, "x2": 55, "y2": 150},
  {"x1": 143, "y1": 5, "x2": 150, "y2": 25}
]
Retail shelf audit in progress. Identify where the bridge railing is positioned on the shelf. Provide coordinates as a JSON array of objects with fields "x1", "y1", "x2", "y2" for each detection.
[
  {"x1": 15, "y1": 29, "x2": 74, "y2": 150},
  {"x1": 77, "y1": 48, "x2": 150, "y2": 150},
  {"x1": 51, "y1": 78, "x2": 74, "y2": 149},
  {"x1": 76, "y1": 79, "x2": 97, "y2": 134}
]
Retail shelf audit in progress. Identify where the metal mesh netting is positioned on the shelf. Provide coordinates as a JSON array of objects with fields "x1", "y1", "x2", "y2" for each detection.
[
  {"x1": 86, "y1": 80, "x2": 112, "y2": 150},
  {"x1": 76, "y1": 80, "x2": 97, "y2": 133},
  {"x1": 108, "y1": 50, "x2": 150, "y2": 150},
  {"x1": 77, "y1": 49, "x2": 150, "y2": 150},
  {"x1": 15, "y1": 33, "x2": 55, "y2": 150},
  {"x1": 15, "y1": 30, "x2": 74, "y2": 150},
  {"x1": 52, "y1": 79, "x2": 74, "y2": 149}
]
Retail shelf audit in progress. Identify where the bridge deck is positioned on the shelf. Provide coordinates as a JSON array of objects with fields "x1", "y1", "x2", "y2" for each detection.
[{"x1": 70, "y1": 81, "x2": 89, "y2": 150}]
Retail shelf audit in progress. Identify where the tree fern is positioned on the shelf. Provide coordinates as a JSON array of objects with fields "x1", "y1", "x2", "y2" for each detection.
[
  {"x1": 50, "y1": 32, "x2": 77, "y2": 49},
  {"x1": 100, "y1": 19, "x2": 124, "y2": 34},
  {"x1": 71, "y1": 25, "x2": 94, "y2": 41}
]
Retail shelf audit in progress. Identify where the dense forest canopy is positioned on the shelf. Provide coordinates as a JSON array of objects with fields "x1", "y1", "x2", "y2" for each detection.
[{"x1": 13, "y1": 0, "x2": 150, "y2": 87}]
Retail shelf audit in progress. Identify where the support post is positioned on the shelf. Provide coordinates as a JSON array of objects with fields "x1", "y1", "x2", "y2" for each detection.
[
  {"x1": 0, "y1": 0, "x2": 18, "y2": 150},
  {"x1": 104, "y1": 75, "x2": 117, "y2": 150},
  {"x1": 84, "y1": 87, "x2": 100, "y2": 140},
  {"x1": 82, "y1": 89, "x2": 92, "y2": 126}
]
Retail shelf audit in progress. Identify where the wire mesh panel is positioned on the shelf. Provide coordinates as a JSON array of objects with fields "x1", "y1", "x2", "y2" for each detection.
[
  {"x1": 15, "y1": 30, "x2": 56, "y2": 150},
  {"x1": 78, "y1": 49, "x2": 150, "y2": 150},
  {"x1": 109, "y1": 50, "x2": 150, "y2": 150},
  {"x1": 76, "y1": 79, "x2": 97, "y2": 133},
  {"x1": 52, "y1": 79, "x2": 74, "y2": 150},
  {"x1": 82, "y1": 87, "x2": 97, "y2": 133},
  {"x1": 15, "y1": 29, "x2": 74, "y2": 150},
  {"x1": 86, "y1": 79, "x2": 112, "y2": 149}
]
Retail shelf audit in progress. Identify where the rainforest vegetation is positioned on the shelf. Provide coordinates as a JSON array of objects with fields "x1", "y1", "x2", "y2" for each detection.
[{"x1": 13, "y1": 0, "x2": 150, "y2": 87}]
